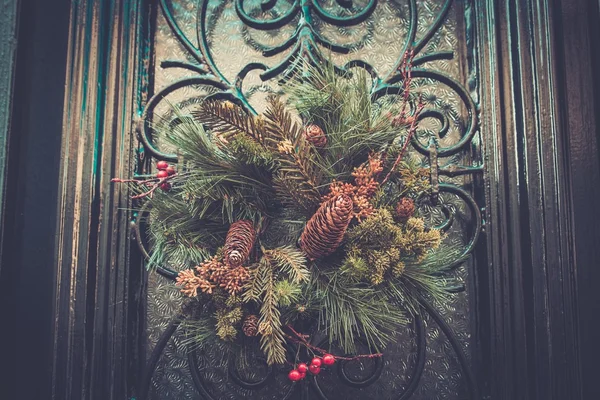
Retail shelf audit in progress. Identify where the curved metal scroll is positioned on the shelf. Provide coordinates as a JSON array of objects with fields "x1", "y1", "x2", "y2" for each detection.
[{"x1": 138, "y1": 0, "x2": 484, "y2": 398}]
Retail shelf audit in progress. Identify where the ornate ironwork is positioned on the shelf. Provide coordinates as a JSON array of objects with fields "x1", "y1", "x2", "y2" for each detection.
[{"x1": 132, "y1": 0, "x2": 484, "y2": 398}]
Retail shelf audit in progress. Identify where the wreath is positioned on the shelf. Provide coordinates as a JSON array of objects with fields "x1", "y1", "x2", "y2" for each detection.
[{"x1": 114, "y1": 62, "x2": 464, "y2": 381}]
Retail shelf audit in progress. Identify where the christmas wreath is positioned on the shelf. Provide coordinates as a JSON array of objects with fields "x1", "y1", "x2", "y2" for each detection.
[{"x1": 114, "y1": 63, "x2": 465, "y2": 381}]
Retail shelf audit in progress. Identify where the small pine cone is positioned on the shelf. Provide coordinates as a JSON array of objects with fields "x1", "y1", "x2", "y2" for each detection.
[
  {"x1": 396, "y1": 197, "x2": 415, "y2": 221},
  {"x1": 224, "y1": 220, "x2": 256, "y2": 267},
  {"x1": 242, "y1": 314, "x2": 259, "y2": 337},
  {"x1": 300, "y1": 194, "x2": 353, "y2": 260},
  {"x1": 304, "y1": 124, "x2": 327, "y2": 147}
]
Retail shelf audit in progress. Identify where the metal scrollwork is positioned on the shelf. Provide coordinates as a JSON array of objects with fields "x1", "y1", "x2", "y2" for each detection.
[{"x1": 138, "y1": 1, "x2": 484, "y2": 399}]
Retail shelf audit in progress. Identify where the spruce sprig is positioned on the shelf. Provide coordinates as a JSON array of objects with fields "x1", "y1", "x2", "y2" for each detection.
[
  {"x1": 193, "y1": 100, "x2": 266, "y2": 145},
  {"x1": 255, "y1": 257, "x2": 287, "y2": 364},
  {"x1": 263, "y1": 246, "x2": 309, "y2": 284},
  {"x1": 264, "y1": 97, "x2": 324, "y2": 212}
]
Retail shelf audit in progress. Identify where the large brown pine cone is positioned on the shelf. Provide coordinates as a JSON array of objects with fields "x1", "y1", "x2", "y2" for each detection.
[
  {"x1": 300, "y1": 194, "x2": 353, "y2": 260},
  {"x1": 242, "y1": 314, "x2": 259, "y2": 337},
  {"x1": 224, "y1": 220, "x2": 256, "y2": 267},
  {"x1": 304, "y1": 124, "x2": 327, "y2": 147}
]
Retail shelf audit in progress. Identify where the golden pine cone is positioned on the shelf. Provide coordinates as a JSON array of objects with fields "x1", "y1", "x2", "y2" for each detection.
[
  {"x1": 396, "y1": 197, "x2": 415, "y2": 221},
  {"x1": 224, "y1": 220, "x2": 256, "y2": 267},
  {"x1": 300, "y1": 194, "x2": 353, "y2": 260},
  {"x1": 242, "y1": 314, "x2": 259, "y2": 337},
  {"x1": 304, "y1": 124, "x2": 327, "y2": 147}
]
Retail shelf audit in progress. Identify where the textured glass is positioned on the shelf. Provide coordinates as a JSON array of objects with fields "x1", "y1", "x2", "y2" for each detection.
[{"x1": 146, "y1": 1, "x2": 479, "y2": 399}]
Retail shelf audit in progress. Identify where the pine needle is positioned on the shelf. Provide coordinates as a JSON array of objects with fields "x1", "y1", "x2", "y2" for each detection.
[{"x1": 311, "y1": 269, "x2": 407, "y2": 354}]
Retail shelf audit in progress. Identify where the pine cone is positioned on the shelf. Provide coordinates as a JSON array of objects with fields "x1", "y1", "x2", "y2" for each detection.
[
  {"x1": 224, "y1": 220, "x2": 256, "y2": 267},
  {"x1": 242, "y1": 314, "x2": 259, "y2": 337},
  {"x1": 395, "y1": 197, "x2": 415, "y2": 221},
  {"x1": 304, "y1": 124, "x2": 327, "y2": 147},
  {"x1": 300, "y1": 194, "x2": 353, "y2": 260}
]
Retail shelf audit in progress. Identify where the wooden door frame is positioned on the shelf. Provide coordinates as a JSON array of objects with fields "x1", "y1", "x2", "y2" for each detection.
[{"x1": 1, "y1": 0, "x2": 599, "y2": 399}]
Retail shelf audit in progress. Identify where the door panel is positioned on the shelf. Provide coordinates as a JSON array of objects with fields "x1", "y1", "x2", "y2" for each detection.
[{"x1": 5, "y1": 0, "x2": 593, "y2": 399}]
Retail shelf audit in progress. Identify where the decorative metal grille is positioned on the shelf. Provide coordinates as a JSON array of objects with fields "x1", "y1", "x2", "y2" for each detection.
[{"x1": 133, "y1": 1, "x2": 483, "y2": 398}]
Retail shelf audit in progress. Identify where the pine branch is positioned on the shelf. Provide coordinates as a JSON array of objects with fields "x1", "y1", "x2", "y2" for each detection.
[
  {"x1": 263, "y1": 246, "x2": 309, "y2": 283},
  {"x1": 273, "y1": 280, "x2": 301, "y2": 306},
  {"x1": 264, "y1": 98, "x2": 323, "y2": 211},
  {"x1": 242, "y1": 260, "x2": 267, "y2": 303},
  {"x1": 256, "y1": 259, "x2": 287, "y2": 364},
  {"x1": 263, "y1": 97, "x2": 305, "y2": 145},
  {"x1": 193, "y1": 100, "x2": 266, "y2": 144},
  {"x1": 312, "y1": 270, "x2": 407, "y2": 354}
]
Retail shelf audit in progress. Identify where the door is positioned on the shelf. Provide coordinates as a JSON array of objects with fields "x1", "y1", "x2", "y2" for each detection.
[{"x1": 1, "y1": 0, "x2": 600, "y2": 400}]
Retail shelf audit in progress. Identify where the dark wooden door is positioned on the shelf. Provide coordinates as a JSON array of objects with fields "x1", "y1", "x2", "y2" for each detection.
[{"x1": 1, "y1": 0, "x2": 600, "y2": 399}]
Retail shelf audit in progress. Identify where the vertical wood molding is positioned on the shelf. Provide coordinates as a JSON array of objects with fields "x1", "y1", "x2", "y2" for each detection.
[
  {"x1": 554, "y1": 0, "x2": 600, "y2": 398},
  {"x1": 0, "y1": 0, "x2": 19, "y2": 272},
  {"x1": 476, "y1": 0, "x2": 600, "y2": 399},
  {"x1": 52, "y1": 1, "x2": 149, "y2": 399}
]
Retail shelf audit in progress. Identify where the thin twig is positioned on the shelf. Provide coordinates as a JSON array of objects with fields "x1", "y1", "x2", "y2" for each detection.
[
  {"x1": 111, "y1": 173, "x2": 178, "y2": 199},
  {"x1": 382, "y1": 99, "x2": 425, "y2": 185},
  {"x1": 285, "y1": 325, "x2": 383, "y2": 362}
]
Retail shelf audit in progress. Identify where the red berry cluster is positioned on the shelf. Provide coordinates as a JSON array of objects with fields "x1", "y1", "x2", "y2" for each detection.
[
  {"x1": 288, "y1": 354, "x2": 335, "y2": 382},
  {"x1": 156, "y1": 160, "x2": 176, "y2": 191}
]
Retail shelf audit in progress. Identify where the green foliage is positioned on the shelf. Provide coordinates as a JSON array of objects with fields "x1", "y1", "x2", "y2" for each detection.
[
  {"x1": 341, "y1": 209, "x2": 442, "y2": 285},
  {"x1": 215, "y1": 305, "x2": 243, "y2": 341},
  {"x1": 264, "y1": 97, "x2": 324, "y2": 213},
  {"x1": 135, "y1": 58, "x2": 466, "y2": 367},
  {"x1": 376, "y1": 155, "x2": 432, "y2": 208},
  {"x1": 180, "y1": 315, "x2": 217, "y2": 350},
  {"x1": 254, "y1": 257, "x2": 287, "y2": 364},
  {"x1": 273, "y1": 280, "x2": 302, "y2": 306},
  {"x1": 285, "y1": 63, "x2": 402, "y2": 177},
  {"x1": 193, "y1": 100, "x2": 266, "y2": 146},
  {"x1": 263, "y1": 246, "x2": 309, "y2": 284},
  {"x1": 151, "y1": 106, "x2": 276, "y2": 226},
  {"x1": 310, "y1": 269, "x2": 407, "y2": 354},
  {"x1": 229, "y1": 134, "x2": 274, "y2": 167},
  {"x1": 241, "y1": 246, "x2": 310, "y2": 364}
]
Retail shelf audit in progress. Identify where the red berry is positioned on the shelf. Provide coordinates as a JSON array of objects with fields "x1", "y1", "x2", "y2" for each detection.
[
  {"x1": 160, "y1": 182, "x2": 171, "y2": 192},
  {"x1": 156, "y1": 170, "x2": 169, "y2": 178},
  {"x1": 297, "y1": 363, "x2": 308, "y2": 373},
  {"x1": 166, "y1": 166, "x2": 176, "y2": 176},
  {"x1": 299, "y1": 372, "x2": 306, "y2": 380},
  {"x1": 311, "y1": 357, "x2": 322, "y2": 367},
  {"x1": 322, "y1": 354, "x2": 335, "y2": 366},
  {"x1": 156, "y1": 160, "x2": 169, "y2": 170},
  {"x1": 288, "y1": 370, "x2": 302, "y2": 382},
  {"x1": 308, "y1": 364, "x2": 321, "y2": 375}
]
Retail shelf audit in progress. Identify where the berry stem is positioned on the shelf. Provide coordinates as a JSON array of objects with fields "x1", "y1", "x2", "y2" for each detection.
[
  {"x1": 111, "y1": 173, "x2": 178, "y2": 199},
  {"x1": 285, "y1": 325, "x2": 383, "y2": 362}
]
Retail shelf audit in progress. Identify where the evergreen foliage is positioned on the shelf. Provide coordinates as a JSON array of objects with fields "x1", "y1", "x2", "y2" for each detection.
[{"x1": 119, "y1": 59, "x2": 470, "y2": 367}]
